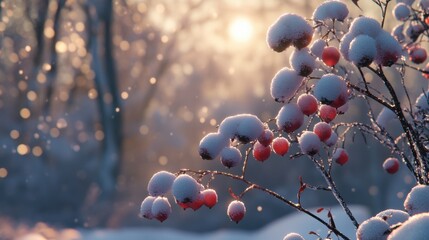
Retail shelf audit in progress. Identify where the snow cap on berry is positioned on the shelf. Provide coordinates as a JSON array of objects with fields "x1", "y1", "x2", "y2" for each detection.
[
  {"x1": 298, "y1": 131, "x2": 321, "y2": 155},
  {"x1": 349, "y1": 35, "x2": 376, "y2": 67},
  {"x1": 349, "y1": 16, "x2": 382, "y2": 38},
  {"x1": 220, "y1": 146, "x2": 242, "y2": 168},
  {"x1": 404, "y1": 184, "x2": 429, "y2": 215},
  {"x1": 235, "y1": 114, "x2": 265, "y2": 143},
  {"x1": 374, "y1": 31, "x2": 402, "y2": 66},
  {"x1": 375, "y1": 209, "x2": 409, "y2": 226},
  {"x1": 140, "y1": 196, "x2": 156, "y2": 219},
  {"x1": 276, "y1": 103, "x2": 304, "y2": 133},
  {"x1": 290, "y1": 48, "x2": 316, "y2": 77},
  {"x1": 227, "y1": 200, "x2": 246, "y2": 223},
  {"x1": 312, "y1": 0, "x2": 349, "y2": 22},
  {"x1": 283, "y1": 232, "x2": 305, "y2": 240},
  {"x1": 393, "y1": 3, "x2": 411, "y2": 21},
  {"x1": 267, "y1": 13, "x2": 313, "y2": 52},
  {"x1": 310, "y1": 39, "x2": 326, "y2": 59},
  {"x1": 199, "y1": 132, "x2": 229, "y2": 160},
  {"x1": 356, "y1": 217, "x2": 390, "y2": 240},
  {"x1": 388, "y1": 213, "x2": 429, "y2": 240},
  {"x1": 270, "y1": 67, "x2": 304, "y2": 103},
  {"x1": 151, "y1": 197, "x2": 172, "y2": 222},
  {"x1": 147, "y1": 171, "x2": 176, "y2": 197},
  {"x1": 314, "y1": 74, "x2": 348, "y2": 108},
  {"x1": 172, "y1": 174, "x2": 201, "y2": 203},
  {"x1": 383, "y1": 157, "x2": 400, "y2": 174}
]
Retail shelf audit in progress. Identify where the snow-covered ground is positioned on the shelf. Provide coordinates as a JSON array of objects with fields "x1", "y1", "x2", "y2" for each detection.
[{"x1": 79, "y1": 205, "x2": 369, "y2": 240}]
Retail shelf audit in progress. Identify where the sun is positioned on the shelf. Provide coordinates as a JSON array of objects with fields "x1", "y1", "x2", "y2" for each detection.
[{"x1": 228, "y1": 17, "x2": 253, "y2": 42}]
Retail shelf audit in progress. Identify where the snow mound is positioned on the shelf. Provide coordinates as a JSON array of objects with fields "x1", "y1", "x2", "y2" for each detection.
[
  {"x1": 147, "y1": 171, "x2": 176, "y2": 197},
  {"x1": 349, "y1": 35, "x2": 376, "y2": 67},
  {"x1": 312, "y1": 0, "x2": 348, "y2": 22},
  {"x1": 218, "y1": 114, "x2": 265, "y2": 143},
  {"x1": 270, "y1": 68, "x2": 304, "y2": 103},
  {"x1": 199, "y1": 133, "x2": 229, "y2": 160},
  {"x1": 356, "y1": 217, "x2": 390, "y2": 240},
  {"x1": 172, "y1": 174, "x2": 201, "y2": 203},
  {"x1": 376, "y1": 209, "x2": 409, "y2": 226},
  {"x1": 349, "y1": 17, "x2": 381, "y2": 39},
  {"x1": 404, "y1": 184, "x2": 429, "y2": 215},
  {"x1": 290, "y1": 48, "x2": 315, "y2": 77},
  {"x1": 388, "y1": 213, "x2": 429, "y2": 240}
]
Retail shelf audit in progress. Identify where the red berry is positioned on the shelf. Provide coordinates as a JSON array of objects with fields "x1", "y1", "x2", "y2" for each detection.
[
  {"x1": 313, "y1": 122, "x2": 332, "y2": 142},
  {"x1": 272, "y1": 137, "x2": 290, "y2": 156},
  {"x1": 176, "y1": 200, "x2": 191, "y2": 210},
  {"x1": 426, "y1": 16, "x2": 429, "y2": 25},
  {"x1": 227, "y1": 200, "x2": 246, "y2": 223},
  {"x1": 258, "y1": 129, "x2": 274, "y2": 147},
  {"x1": 202, "y1": 189, "x2": 218, "y2": 209},
  {"x1": 297, "y1": 93, "x2": 318, "y2": 116},
  {"x1": 333, "y1": 148, "x2": 349, "y2": 166},
  {"x1": 253, "y1": 141, "x2": 271, "y2": 162},
  {"x1": 383, "y1": 157, "x2": 400, "y2": 174},
  {"x1": 409, "y1": 46, "x2": 427, "y2": 64},
  {"x1": 188, "y1": 193, "x2": 205, "y2": 211},
  {"x1": 322, "y1": 47, "x2": 340, "y2": 67},
  {"x1": 319, "y1": 104, "x2": 337, "y2": 123}
]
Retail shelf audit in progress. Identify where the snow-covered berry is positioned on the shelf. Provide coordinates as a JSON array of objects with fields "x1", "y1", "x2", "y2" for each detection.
[
  {"x1": 147, "y1": 171, "x2": 176, "y2": 197},
  {"x1": 404, "y1": 184, "x2": 429, "y2": 215},
  {"x1": 283, "y1": 232, "x2": 305, "y2": 240},
  {"x1": 393, "y1": 3, "x2": 411, "y2": 21},
  {"x1": 140, "y1": 196, "x2": 156, "y2": 219},
  {"x1": 333, "y1": 148, "x2": 349, "y2": 166},
  {"x1": 322, "y1": 46, "x2": 340, "y2": 67},
  {"x1": 313, "y1": 122, "x2": 331, "y2": 141},
  {"x1": 376, "y1": 209, "x2": 409, "y2": 226},
  {"x1": 340, "y1": 33, "x2": 354, "y2": 61},
  {"x1": 298, "y1": 131, "x2": 321, "y2": 155},
  {"x1": 253, "y1": 141, "x2": 271, "y2": 162},
  {"x1": 202, "y1": 189, "x2": 218, "y2": 209},
  {"x1": 314, "y1": 74, "x2": 348, "y2": 108},
  {"x1": 199, "y1": 132, "x2": 229, "y2": 160},
  {"x1": 220, "y1": 146, "x2": 242, "y2": 168},
  {"x1": 235, "y1": 114, "x2": 265, "y2": 144},
  {"x1": 375, "y1": 31, "x2": 402, "y2": 66},
  {"x1": 290, "y1": 48, "x2": 316, "y2": 76},
  {"x1": 267, "y1": 13, "x2": 313, "y2": 52},
  {"x1": 349, "y1": 35, "x2": 376, "y2": 67},
  {"x1": 310, "y1": 39, "x2": 326, "y2": 58},
  {"x1": 151, "y1": 197, "x2": 172, "y2": 222},
  {"x1": 408, "y1": 46, "x2": 427, "y2": 64},
  {"x1": 356, "y1": 217, "x2": 390, "y2": 240},
  {"x1": 276, "y1": 103, "x2": 304, "y2": 133},
  {"x1": 312, "y1": 0, "x2": 349, "y2": 22},
  {"x1": 270, "y1": 68, "x2": 304, "y2": 103},
  {"x1": 227, "y1": 200, "x2": 246, "y2": 223},
  {"x1": 272, "y1": 137, "x2": 290, "y2": 156},
  {"x1": 383, "y1": 157, "x2": 400, "y2": 174},
  {"x1": 319, "y1": 104, "x2": 337, "y2": 123},
  {"x1": 349, "y1": 16, "x2": 382, "y2": 38},
  {"x1": 258, "y1": 129, "x2": 275, "y2": 147},
  {"x1": 172, "y1": 174, "x2": 201, "y2": 203},
  {"x1": 388, "y1": 213, "x2": 429, "y2": 240},
  {"x1": 324, "y1": 131, "x2": 338, "y2": 147},
  {"x1": 297, "y1": 93, "x2": 318, "y2": 116}
]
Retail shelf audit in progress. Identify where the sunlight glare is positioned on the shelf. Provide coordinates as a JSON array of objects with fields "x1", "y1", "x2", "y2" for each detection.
[{"x1": 228, "y1": 17, "x2": 253, "y2": 42}]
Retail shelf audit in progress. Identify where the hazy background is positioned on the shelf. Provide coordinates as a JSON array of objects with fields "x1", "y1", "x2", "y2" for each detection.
[{"x1": 0, "y1": 0, "x2": 425, "y2": 235}]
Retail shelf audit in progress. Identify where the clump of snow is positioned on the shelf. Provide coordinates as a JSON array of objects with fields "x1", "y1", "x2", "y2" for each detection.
[
  {"x1": 340, "y1": 33, "x2": 354, "y2": 61},
  {"x1": 172, "y1": 174, "x2": 201, "y2": 203},
  {"x1": 227, "y1": 200, "x2": 246, "y2": 223},
  {"x1": 312, "y1": 0, "x2": 349, "y2": 22},
  {"x1": 404, "y1": 184, "x2": 429, "y2": 215},
  {"x1": 283, "y1": 232, "x2": 305, "y2": 240},
  {"x1": 415, "y1": 92, "x2": 429, "y2": 112},
  {"x1": 349, "y1": 17, "x2": 381, "y2": 38},
  {"x1": 393, "y1": 3, "x2": 411, "y2": 21},
  {"x1": 270, "y1": 68, "x2": 304, "y2": 103},
  {"x1": 310, "y1": 39, "x2": 326, "y2": 59},
  {"x1": 218, "y1": 116, "x2": 241, "y2": 139},
  {"x1": 324, "y1": 131, "x2": 338, "y2": 147},
  {"x1": 313, "y1": 74, "x2": 348, "y2": 108},
  {"x1": 290, "y1": 48, "x2": 316, "y2": 77},
  {"x1": 374, "y1": 31, "x2": 402, "y2": 66},
  {"x1": 220, "y1": 146, "x2": 242, "y2": 168},
  {"x1": 140, "y1": 196, "x2": 156, "y2": 219},
  {"x1": 356, "y1": 217, "x2": 390, "y2": 240},
  {"x1": 297, "y1": 93, "x2": 318, "y2": 116},
  {"x1": 298, "y1": 131, "x2": 321, "y2": 155},
  {"x1": 267, "y1": 13, "x2": 313, "y2": 52},
  {"x1": 376, "y1": 107, "x2": 397, "y2": 128},
  {"x1": 388, "y1": 213, "x2": 429, "y2": 240},
  {"x1": 147, "y1": 171, "x2": 176, "y2": 197},
  {"x1": 276, "y1": 103, "x2": 304, "y2": 133},
  {"x1": 376, "y1": 209, "x2": 409, "y2": 226},
  {"x1": 235, "y1": 114, "x2": 265, "y2": 143},
  {"x1": 349, "y1": 35, "x2": 376, "y2": 67},
  {"x1": 392, "y1": 24, "x2": 405, "y2": 42},
  {"x1": 151, "y1": 197, "x2": 172, "y2": 222},
  {"x1": 199, "y1": 132, "x2": 229, "y2": 160}
]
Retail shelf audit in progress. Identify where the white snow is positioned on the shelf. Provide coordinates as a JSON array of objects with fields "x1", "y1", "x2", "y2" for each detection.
[
  {"x1": 388, "y1": 213, "x2": 429, "y2": 240},
  {"x1": 283, "y1": 232, "x2": 305, "y2": 240},
  {"x1": 227, "y1": 200, "x2": 246, "y2": 222},
  {"x1": 349, "y1": 35, "x2": 376, "y2": 67},
  {"x1": 374, "y1": 31, "x2": 402, "y2": 66},
  {"x1": 220, "y1": 146, "x2": 242, "y2": 168},
  {"x1": 151, "y1": 197, "x2": 172, "y2": 222},
  {"x1": 298, "y1": 131, "x2": 321, "y2": 155},
  {"x1": 324, "y1": 131, "x2": 338, "y2": 147},
  {"x1": 376, "y1": 107, "x2": 396, "y2": 128},
  {"x1": 276, "y1": 103, "x2": 304, "y2": 133},
  {"x1": 172, "y1": 174, "x2": 201, "y2": 203},
  {"x1": 199, "y1": 132, "x2": 230, "y2": 160},
  {"x1": 313, "y1": 74, "x2": 347, "y2": 106},
  {"x1": 393, "y1": 3, "x2": 411, "y2": 21},
  {"x1": 267, "y1": 13, "x2": 313, "y2": 52},
  {"x1": 403, "y1": 184, "x2": 429, "y2": 215},
  {"x1": 140, "y1": 196, "x2": 156, "y2": 219},
  {"x1": 289, "y1": 48, "x2": 316, "y2": 77},
  {"x1": 310, "y1": 39, "x2": 326, "y2": 59},
  {"x1": 392, "y1": 24, "x2": 405, "y2": 43},
  {"x1": 337, "y1": 101, "x2": 349, "y2": 114},
  {"x1": 235, "y1": 114, "x2": 265, "y2": 143},
  {"x1": 340, "y1": 33, "x2": 354, "y2": 61},
  {"x1": 270, "y1": 67, "x2": 304, "y2": 103},
  {"x1": 356, "y1": 217, "x2": 390, "y2": 240},
  {"x1": 375, "y1": 209, "x2": 409, "y2": 226},
  {"x1": 349, "y1": 17, "x2": 381, "y2": 39},
  {"x1": 312, "y1": 0, "x2": 349, "y2": 22},
  {"x1": 415, "y1": 91, "x2": 429, "y2": 112},
  {"x1": 147, "y1": 171, "x2": 176, "y2": 197},
  {"x1": 218, "y1": 116, "x2": 241, "y2": 140}
]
